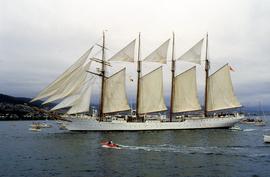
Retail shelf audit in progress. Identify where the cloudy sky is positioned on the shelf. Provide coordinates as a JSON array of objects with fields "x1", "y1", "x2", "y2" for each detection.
[{"x1": 0, "y1": 0, "x2": 270, "y2": 108}]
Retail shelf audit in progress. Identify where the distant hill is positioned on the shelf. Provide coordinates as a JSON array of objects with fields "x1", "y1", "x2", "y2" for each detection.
[
  {"x1": 0, "y1": 93, "x2": 57, "y2": 120},
  {"x1": 0, "y1": 93, "x2": 55, "y2": 108},
  {"x1": 0, "y1": 93, "x2": 38, "y2": 105}
]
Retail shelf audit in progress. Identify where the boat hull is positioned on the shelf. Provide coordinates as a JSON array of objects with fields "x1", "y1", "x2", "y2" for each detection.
[
  {"x1": 65, "y1": 115, "x2": 244, "y2": 131},
  {"x1": 264, "y1": 135, "x2": 270, "y2": 143}
]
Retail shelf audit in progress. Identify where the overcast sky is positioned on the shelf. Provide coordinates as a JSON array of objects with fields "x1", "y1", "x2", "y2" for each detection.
[{"x1": 0, "y1": 0, "x2": 270, "y2": 107}]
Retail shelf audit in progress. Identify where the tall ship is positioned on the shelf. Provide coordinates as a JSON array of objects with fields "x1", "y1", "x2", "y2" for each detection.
[{"x1": 32, "y1": 31, "x2": 244, "y2": 131}]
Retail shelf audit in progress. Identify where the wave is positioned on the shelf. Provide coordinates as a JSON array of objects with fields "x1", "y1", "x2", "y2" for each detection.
[{"x1": 243, "y1": 129, "x2": 256, "y2": 132}]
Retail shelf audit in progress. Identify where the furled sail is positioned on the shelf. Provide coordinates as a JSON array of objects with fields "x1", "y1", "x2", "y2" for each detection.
[
  {"x1": 173, "y1": 67, "x2": 201, "y2": 113},
  {"x1": 138, "y1": 66, "x2": 167, "y2": 114},
  {"x1": 177, "y1": 38, "x2": 204, "y2": 64},
  {"x1": 31, "y1": 46, "x2": 93, "y2": 101},
  {"x1": 103, "y1": 68, "x2": 130, "y2": 113},
  {"x1": 109, "y1": 39, "x2": 136, "y2": 62},
  {"x1": 207, "y1": 64, "x2": 241, "y2": 111},
  {"x1": 67, "y1": 82, "x2": 92, "y2": 115},
  {"x1": 144, "y1": 39, "x2": 170, "y2": 64},
  {"x1": 42, "y1": 62, "x2": 91, "y2": 104}
]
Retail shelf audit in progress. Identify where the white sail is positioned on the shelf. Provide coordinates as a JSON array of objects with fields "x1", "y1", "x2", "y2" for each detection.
[
  {"x1": 207, "y1": 64, "x2": 241, "y2": 111},
  {"x1": 50, "y1": 77, "x2": 94, "y2": 111},
  {"x1": 172, "y1": 67, "x2": 201, "y2": 113},
  {"x1": 138, "y1": 66, "x2": 167, "y2": 114},
  {"x1": 109, "y1": 39, "x2": 136, "y2": 62},
  {"x1": 144, "y1": 39, "x2": 170, "y2": 64},
  {"x1": 43, "y1": 62, "x2": 91, "y2": 104},
  {"x1": 103, "y1": 68, "x2": 130, "y2": 113},
  {"x1": 50, "y1": 95, "x2": 80, "y2": 111},
  {"x1": 31, "y1": 46, "x2": 93, "y2": 101},
  {"x1": 177, "y1": 38, "x2": 204, "y2": 64},
  {"x1": 67, "y1": 82, "x2": 92, "y2": 115}
]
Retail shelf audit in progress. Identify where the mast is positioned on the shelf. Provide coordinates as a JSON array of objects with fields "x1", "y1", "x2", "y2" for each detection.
[
  {"x1": 99, "y1": 31, "x2": 106, "y2": 120},
  {"x1": 169, "y1": 32, "x2": 175, "y2": 122},
  {"x1": 136, "y1": 33, "x2": 141, "y2": 121},
  {"x1": 204, "y1": 33, "x2": 209, "y2": 117}
]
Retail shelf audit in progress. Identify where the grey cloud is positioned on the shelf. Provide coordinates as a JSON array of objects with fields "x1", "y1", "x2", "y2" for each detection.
[{"x1": 1, "y1": 0, "x2": 270, "y2": 107}]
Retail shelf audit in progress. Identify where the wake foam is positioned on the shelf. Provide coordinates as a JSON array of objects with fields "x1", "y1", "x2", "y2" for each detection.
[{"x1": 118, "y1": 144, "x2": 270, "y2": 158}]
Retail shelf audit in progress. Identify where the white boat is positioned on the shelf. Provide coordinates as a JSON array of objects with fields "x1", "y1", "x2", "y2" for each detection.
[
  {"x1": 255, "y1": 102, "x2": 267, "y2": 126},
  {"x1": 229, "y1": 125, "x2": 242, "y2": 131},
  {"x1": 30, "y1": 122, "x2": 52, "y2": 128},
  {"x1": 30, "y1": 122, "x2": 41, "y2": 129},
  {"x1": 40, "y1": 123, "x2": 52, "y2": 128},
  {"x1": 32, "y1": 32, "x2": 243, "y2": 131},
  {"x1": 263, "y1": 135, "x2": 270, "y2": 143},
  {"x1": 254, "y1": 120, "x2": 266, "y2": 126},
  {"x1": 240, "y1": 117, "x2": 266, "y2": 126},
  {"x1": 65, "y1": 115, "x2": 243, "y2": 131},
  {"x1": 29, "y1": 127, "x2": 42, "y2": 132},
  {"x1": 56, "y1": 120, "x2": 62, "y2": 124}
]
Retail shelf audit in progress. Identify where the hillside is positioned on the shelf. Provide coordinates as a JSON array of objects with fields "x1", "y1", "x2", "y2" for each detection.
[{"x1": 0, "y1": 93, "x2": 57, "y2": 120}]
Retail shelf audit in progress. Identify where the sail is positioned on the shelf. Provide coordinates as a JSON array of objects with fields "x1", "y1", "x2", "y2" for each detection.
[
  {"x1": 67, "y1": 82, "x2": 92, "y2": 114},
  {"x1": 103, "y1": 68, "x2": 130, "y2": 113},
  {"x1": 177, "y1": 38, "x2": 204, "y2": 64},
  {"x1": 50, "y1": 94, "x2": 80, "y2": 111},
  {"x1": 144, "y1": 39, "x2": 170, "y2": 64},
  {"x1": 50, "y1": 77, "x2": 94, "y2": 111},
  {"x1": 172, "y1": 67, "x2": 201, "y2": 113},
  {"x1": 138, "y1": 66, "x2": 167, "y2": 114},
  {"x1": 109, "y1": 39, "x2": 136, "y2": 62},
  {"x1": 207, "y1": 64, "x2": 241, "y2": 111},
  {"x1": 31, "y1": 46, "x2": 93, "y2": 101},
  {"x1": 43, "y1": 62, "x2": 91, "y2": 104}
]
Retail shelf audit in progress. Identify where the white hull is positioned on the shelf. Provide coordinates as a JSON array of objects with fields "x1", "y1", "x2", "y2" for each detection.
[
  {"x1": 65, "y1": 115, "x2": 244, "y2": 131},
  {"x1": 264, "y1": 135, "x2": 270, "y2": 143}
]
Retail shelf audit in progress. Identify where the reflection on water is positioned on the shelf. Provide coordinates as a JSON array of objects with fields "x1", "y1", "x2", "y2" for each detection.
[{"x1": 0, "y1": 119, "x2": 270, "y2": 177}]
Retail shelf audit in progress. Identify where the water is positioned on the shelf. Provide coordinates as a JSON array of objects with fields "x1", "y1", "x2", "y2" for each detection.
[{"x1": 0, "y1": 119, "x2": 270, "y2": 177}]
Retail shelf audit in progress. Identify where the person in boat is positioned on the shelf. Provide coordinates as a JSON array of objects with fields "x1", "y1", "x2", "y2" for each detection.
[{"x1": 107, "y1": 140, "x2": 113, "y2": 145}]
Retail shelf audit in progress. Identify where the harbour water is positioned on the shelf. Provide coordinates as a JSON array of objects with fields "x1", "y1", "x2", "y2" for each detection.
[{"x1": 0, "y1": 118, "x2": 270, "y2": 177}]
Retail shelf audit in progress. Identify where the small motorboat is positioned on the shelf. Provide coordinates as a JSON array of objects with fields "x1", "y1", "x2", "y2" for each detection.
[
  {"x1": 40, "y1": 122, "x2": 52, "y2": 128},
  {"x1": 29, "y1": 127, "x2": 42, "y2": 132},
  {"x1": 56, "y1": 120, "x2": 63, "y2": 124},
  {"x1": 229, "y1": 125, "x2": 242, "y2": 131},
  {"x1": 263, "y1": 135, "x2": 270, "y2": 143},
  {"x1": 30, "y1": 122, "x2": 52, "y2": 129},
  {"x1": 255, "y1": 121, "x2": 266, "y2": 126},
  {"x1": 101, "y1": 141, "x2": 121, "y2": 149},
  {"x1": 30, "y1": 122, "x2": 42, "y2": 129},
  {"x1": 240, "y1": 118, "x2": 266, "y2": 126}
]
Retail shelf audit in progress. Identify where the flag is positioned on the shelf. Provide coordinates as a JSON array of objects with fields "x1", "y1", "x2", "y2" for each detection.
[
  {"x1": 129, "y1": 76, "x2": 134, "y2": 82},
  {"x1": 229, "y1": 65, "x2": 235, "y2": 72}
]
